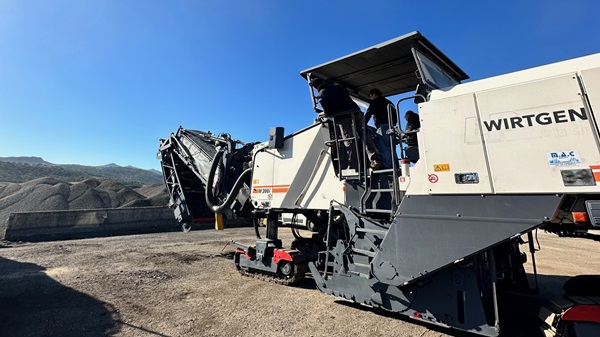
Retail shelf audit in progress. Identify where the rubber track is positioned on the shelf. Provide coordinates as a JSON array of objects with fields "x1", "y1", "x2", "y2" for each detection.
[
  {"x1": 233, "y1": 252, "x2": 306, "y2": 285},
  {"x1": 236, "y1": 267, "x2": 305, "y2": 286}
]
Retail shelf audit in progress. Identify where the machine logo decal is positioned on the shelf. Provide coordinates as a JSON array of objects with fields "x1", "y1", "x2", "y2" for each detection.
[
  {"x1": 252, "y1": 188, "x2": 271, "y2": 194},
  {"x1": 434, "y1": 164, "x2": 450, "y2": 172},
  {"x1": 483, "y1": 108, "x2": 587, "y2": 132},
  {"x1": 547, "y1": 151, "x2": 581, "y2": 167},
  {"x1": 428, "y1": 174, "x2": 439, "y2": 183}
]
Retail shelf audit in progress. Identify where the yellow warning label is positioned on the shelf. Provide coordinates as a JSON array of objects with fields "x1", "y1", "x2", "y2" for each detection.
[{"x1": 434, "y1": 164, "x2": 451, "y2": 172}]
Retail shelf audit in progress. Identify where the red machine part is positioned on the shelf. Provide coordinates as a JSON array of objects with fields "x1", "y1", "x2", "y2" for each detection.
[
  {"x1": 273, "y1": 249, "x2": 293, "y2": 264},
  {"x1": 236, "y1": 248, "x2": 252, "y2": 260},
  {"x1": 235, "y1": 247, "x2": 293, "y2": 264},
  {"x1": 562, "y1": 305, "x2": 600, "y2": 324}
]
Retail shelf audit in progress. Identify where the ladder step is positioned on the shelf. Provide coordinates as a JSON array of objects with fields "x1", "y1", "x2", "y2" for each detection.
[
  {"x1": 370, "y1": 188, "x2": 393, "y2": 193},
  {"x1": 365, "y1": 209, "x2": 393, "y2": 214},
  {"x1": 346, "y1": 270, "x2": 370, "y2": 279},
  {"x1": 372, "y1": 168, "x2": 395, "y2": 174},
  {"x1": 352, "y1": 248, "x2": 376, "y2": 257},
  {"x1": 342, "y1": 169, "x2": 360, "y2": 176},
  {"x1": 341, "y1": 169, "x2": 362, "y2": 180}
]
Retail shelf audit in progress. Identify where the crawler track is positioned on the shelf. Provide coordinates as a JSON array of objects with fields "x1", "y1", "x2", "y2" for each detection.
[{"x1": 234, "y1": 252, "x2": 306, "y2": 285}]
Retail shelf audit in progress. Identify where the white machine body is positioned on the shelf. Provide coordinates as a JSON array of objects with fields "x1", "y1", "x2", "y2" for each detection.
[
  {"x1": 250, "y1": 123, "x2": 352, "y2": 210},
  {"x1": 405, "y1": 54, "x2": 600, "y2": 196},
  {"x1": 252, "y1": 53, "x2": 600, "y2": 210}
]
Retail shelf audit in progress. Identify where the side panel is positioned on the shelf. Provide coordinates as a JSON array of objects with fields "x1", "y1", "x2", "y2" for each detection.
[
  {"x1": 372, "y1": 194, "x2": 562, "y2": 286},
  {"x1": 417, "y1": 94, "x2": 493, "y2": 194},
  {"x1": 477, "y1": 73, "x2": 600, "y2": 193},
  {"x1": 278, "y1": 125, "x2": 344, "y2": 209},
  {"x1": 581, "y1": 67, "x2": 600, "y2": 146},
  {"x1": 251, "y1": 124, "x2": 345, "y2": 210}
]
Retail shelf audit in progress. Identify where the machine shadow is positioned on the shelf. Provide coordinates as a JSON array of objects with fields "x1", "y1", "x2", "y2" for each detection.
[
  {"x1": 0, "y1": 256, "x2": 121, "y2": 337},
  {"x1": 548, "y1": 232, "x2": 600, "y2": 242},
  {"x1": 584, "y1": 232, "x2": 600, "y2": 242},
  {"x1": 496, "y1": 274, "x2": 566, "y2": 337},
  {"x1": 333, "y1": 300, "x2": 475, "y2": 337},
  {"x1": 332, "y1": 273, "x2": 574, "y2": 337}
]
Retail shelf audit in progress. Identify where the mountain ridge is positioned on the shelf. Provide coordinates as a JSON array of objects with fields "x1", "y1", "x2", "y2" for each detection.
[
  {"x1": 0, "y1": 156, "x2": 54, "y2": 166},
  {"x1": 0, "y1": 156, "x2": 163, "y2": 186}
]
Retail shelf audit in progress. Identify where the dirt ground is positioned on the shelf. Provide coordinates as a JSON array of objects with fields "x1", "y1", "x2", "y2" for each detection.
[{"x1": 0, "y1": 226, "x2": 598, "y2": 337}]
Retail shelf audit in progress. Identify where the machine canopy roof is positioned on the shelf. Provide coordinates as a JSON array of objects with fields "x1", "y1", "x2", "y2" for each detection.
[{"x1": 300, "y1": 31, "x2": 469, "y2": 101}]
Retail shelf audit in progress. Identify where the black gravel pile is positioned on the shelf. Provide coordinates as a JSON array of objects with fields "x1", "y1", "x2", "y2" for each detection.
[
  {"x1": 0, "y1": 177, "x2": 169, "y2": 222},
  {"x1": 134, "y1": 184, "x2": 170, "y2": 206}
]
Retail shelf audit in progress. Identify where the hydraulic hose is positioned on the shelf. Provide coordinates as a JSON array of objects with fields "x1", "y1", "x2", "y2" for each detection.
[
  {"x1": 204, "y1": 149, "x2": 252, "y2": 213},
  {"x1": 204, "y1": 150, "x2": 225, "y2": 209},
  {"x1": 252, "y1": 214, "x2": 262, "y2": 240},
  {"x1": 209, "y1": 168, "x2": 252, "y2": 213}
]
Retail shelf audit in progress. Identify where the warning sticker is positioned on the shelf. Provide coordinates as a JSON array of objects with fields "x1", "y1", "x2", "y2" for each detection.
[
  {"x1": 428, "y1": 174, "x2": 439, "y2": 183},
  {"x1": 433, "y1": 164, "x2": 450, "y2": 172}
]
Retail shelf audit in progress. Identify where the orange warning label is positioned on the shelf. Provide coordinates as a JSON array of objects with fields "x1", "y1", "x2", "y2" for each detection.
[{"x1": 433, "y1": 164, "x2": 450, "y2": 172}]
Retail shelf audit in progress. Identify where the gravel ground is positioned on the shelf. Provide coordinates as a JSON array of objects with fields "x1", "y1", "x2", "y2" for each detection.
[{"x1": 0, "y1": 227, "x2": 598, "y2": 337}]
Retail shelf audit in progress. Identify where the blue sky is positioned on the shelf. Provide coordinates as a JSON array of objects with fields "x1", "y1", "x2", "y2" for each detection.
[{"x1": 1, "y1": 0, "x2": 599, "y2": 170}]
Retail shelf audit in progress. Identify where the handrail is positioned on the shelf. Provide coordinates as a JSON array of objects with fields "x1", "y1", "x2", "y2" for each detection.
[
  {"x1": 394, "y1": 94, "x2": 425, "y2": 159},
  {"x1": 387, "y1": 103, "x2": 400, "y2": 213}
]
